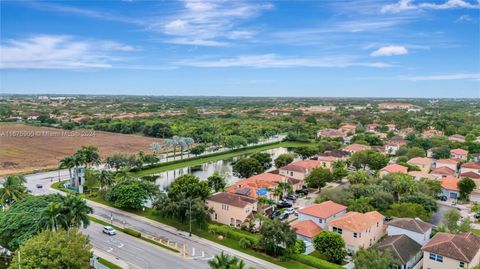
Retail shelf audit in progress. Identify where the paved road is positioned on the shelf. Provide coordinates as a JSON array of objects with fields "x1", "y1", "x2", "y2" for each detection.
[
  {"x1": 83, "y1": 222, "x2": 209, "y2": 269},
  {"x1": 429, "y1": 203, "x2": 456, "y2": 226},
  {"x1": 24, "y1": 170, "x2": 274, "y2": 269}
]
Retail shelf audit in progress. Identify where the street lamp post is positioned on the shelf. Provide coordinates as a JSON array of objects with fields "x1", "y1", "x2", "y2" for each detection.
[{"x1": 189, "y1": 198, "x2": 192, "y2": 237}]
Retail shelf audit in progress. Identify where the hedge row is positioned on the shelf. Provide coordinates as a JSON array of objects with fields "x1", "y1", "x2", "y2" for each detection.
[
  {"x1": 208, "y1": 224, "x2": 258, "y2": 245},
  {"x1": 123, "y1": 228, "x2": 141, "y2": 237},
  {"x1": 291, "y1": 254, "x2": 344, "y2": 269}
]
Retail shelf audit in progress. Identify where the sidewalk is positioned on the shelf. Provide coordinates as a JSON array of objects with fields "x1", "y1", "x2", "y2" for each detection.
[
  {"x1": 92, "y1": 248, "x2": 131, "y2": 269},
  {"x1": 88, "y1": 200, "x2": 285, "y2": 269}
]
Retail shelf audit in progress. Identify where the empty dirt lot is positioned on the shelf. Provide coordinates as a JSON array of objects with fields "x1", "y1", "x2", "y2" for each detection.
[{"x1": 0, "y1": 123, "x2": 160, "y2": 176}]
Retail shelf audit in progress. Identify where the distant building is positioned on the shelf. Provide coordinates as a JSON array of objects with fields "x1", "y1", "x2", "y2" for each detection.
[
  {"x1": 378, "y1": 102, "x2": 414, "y2": 110},
  {"x1": 448, "y1": 134, "x2": 466, "y2": 143},
  {"x1": 439, "y1": 177, "x2": 461, "y2": 199},
  {"x1": 407, "y1": 157, "x2": 433, "y2": 173},
  {"x1": 430, "y1": 166, "x2": 456, "y2": 179},
  {"x1": 343, "y1": 144, "x2": 370, "y2": 155},
  {"x1": 380, "y1": 164, "x2": 408, "y2": 177},
  {"x1": 317, "y1": 128, "x2": 345, "y2": 138},
  {"x1": 339, "y1": 124, "x2": 357, "y2": 134},
  {"x1": 409, "y1": 171, "x2": 435, "y2": 181},
  {"x1": 434, "y1": 159, "x2": 458, "y2": 172},
  {"x1": 279, "y1": 160, "x2": 321, "y2": 181},
  {"x1": 422, "y1": 129, "x2": 444, "y2": 138},
  {"x1": 450, "y1": 148, "x2": 468, "y2": 160},
  {"x1": 297, "y1": 201, "x2": 347, "y2": 230}
]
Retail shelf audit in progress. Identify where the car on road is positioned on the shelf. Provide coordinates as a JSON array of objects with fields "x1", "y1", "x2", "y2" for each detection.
[
  {"x1": 102, "y1": 226, "x2": 116, "y2": 236},
  {"x1": 276, "y1": 200, "x2": 292, "y2": 209},
  {"x1": 285, "y1": 194, "x2": 297, "y2": 201},
  {"x1": 279, "y1": 212, "x2": 289, "y2": 221},
  {"x1": 36, "y1": 184, "x2": 43, "y2": 189}
]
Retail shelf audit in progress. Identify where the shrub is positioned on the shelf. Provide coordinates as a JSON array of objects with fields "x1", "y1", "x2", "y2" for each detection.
[
  {"x1": 291, "y1": 254, "x2": 344, "y2": 269},
  {"x1": 208, "y1": 225, "x2": 258, "y2": 245},
  {"x1": 239, "y1": 238, "x2": 251, "y2": 249},
  {"x1": 123, "y1": 228, "x2": 141, "y2": 238}
]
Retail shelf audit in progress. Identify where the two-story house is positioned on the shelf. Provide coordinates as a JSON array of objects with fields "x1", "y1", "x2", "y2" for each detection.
[
  {"x1": 430, "y1": 166, "x2": 456, "y2": 179},
  {"x1": 343, "y1": 144, "x2": 371, "y2": 155},
  {"x1": 328, "y1": 211, "x2": 384, "y2": 254},
  {"x1": 278, "y1": 160, "x2": 320, "y2": 181},
  {"x1": 387, "y1": 218, "x2": 433, "y2": 245},
  {"x1": 407, "y1": 157, "x2": 433, "y2": 173},
  {"x1": 206, "y1": 192, "x2": 258, "y2": 228},
  {"x1": 439, "y1": 177, "x2": 461, "y2": 200},
  {"x1": 434, "y1": 159, "x2": 458, "y2": 172},
  {"x1": 450, "y1": 148, "x2": 469, "y2": 161},
  {"x1": 378, "y1": 235, "x2": 423, "y2": 269},
  {"x1": 297, "y1": 201, "x2": 348, "y2": 229},
  {"x1": 422, "y1": 232, "x2": 480, "y2": 269},
  {"x1": 380, "y1": 164, "x2": 408, "y2": 177}
]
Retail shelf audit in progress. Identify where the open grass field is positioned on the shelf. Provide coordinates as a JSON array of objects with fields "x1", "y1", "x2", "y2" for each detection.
[{"x1": 0, "y1": 123, "x2": 159, "y2": 176}]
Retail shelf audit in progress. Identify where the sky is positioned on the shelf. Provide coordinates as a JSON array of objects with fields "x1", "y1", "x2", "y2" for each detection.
[{"x1": 0, "y1": 0, "x2": 479, "y2": 98}]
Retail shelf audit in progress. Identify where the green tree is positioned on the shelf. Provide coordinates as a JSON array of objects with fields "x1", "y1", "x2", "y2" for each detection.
[
  {"x1": 208, "y1": 252, "x2": 247, "y2": 269},
  {"x1": 458, "y1": 177, "x2": 476, "y2": 201},
  {"x1": 442, "y1": 209, "x2": 472, "y2": 234},
  {"x1": 405, "y1": 147, "x2": 426, "y2": 159},
  {"x1": 154, "y1": 192, "x2": 212, "y2": 227},
  {"x1": 207, "y1": 172, "x2": 227, "y2": 192},
  {"x1": 347, "y1": 197, "x2": 375, "y2": 213},
  {"x1": 224, "y1": 135, "x2": 248, "y2": 149},
  {"x1": 274, "y1": 181, "x2": 293, "y2": 199},
  {"x1": 353, "y1": 247, "x2": 401, "y2": 269},
  {"x1": 96, "y1": 169, "x2": 114, "y2": 190},
  {"x1": 305, "y1": 168, "x2": 333, "y2": 189},
  {"x1": 59, "y1": 194, "x2": 93, "y2": 228},
  {"x1": 312, "y1": 231, "x2": 347, "y2": 264},
  {"x1": 259, "y1": 219, "x2": 297, "y2": 257},
  {"x1": 8, "y1": 229, "x2": 91, "y2": 269},
  {"x1": 59, "y1": 155, "x2": 76, "y2": 178},
  {"x1": 386, "y1": 173, "x2": 418, "y2": 201},
  {"x1": 0, "y1": 195, "x2": 63, "y2": 250},
  {"x1": 168, "y1": 174, "x2": 211, "y2": 200},
  {"x1": 76, "y1": 146, "x2": 100, "y2": 167},
  {"x1": 350, "y1": 150, "x2": 388, "y2": 170},
  {"x1": 431, "y1": 146, "x2": 450, "y2": 159},
  {"x1": 106, "y1": 179, "x2": 159, "y2": 209},
  {"x1": 0, "y1": 175, "x2": 28, "y2": 207},
  {"x1": 190, "y1": 144, "x2": 206, "y2": 156},
  {"x1": 400, "y1": 193, "x2": 438, "y2": 213},
  {"x1": 274, "y1": 153, "x2": 295, "y2": 168},
  {"x1": 233, "y1": 158, "x2": 262, "y2": 178},
  {"x1": 251, "y1": 152, "x2": 273, "y2": 171},
  {"x1": 386, "y1": 203, "x2": 430, "y2": 221},
  {"x1": 294, "y1": 147, "x2": 317, "y2": 160},
  {"x1": 347, "y1": 170, "x2": 371, "y2": 185}
]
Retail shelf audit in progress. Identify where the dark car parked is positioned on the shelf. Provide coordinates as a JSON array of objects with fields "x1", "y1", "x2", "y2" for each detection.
[
  {"x1": 295, "y1": 188, "x2": 309, "y2": 195},
  {"x1": 285, "y1": 194, "x2": 297, "y2": 201},
  {"x1": 440, "y1": 195, "x2": 448, "y2": 201},
  {"x1": 276, "y1": 200, "x2": 292, "y2": 209},
  {"x1": 279, "y1": 212, "x2": 289, "y2": 221},
  {"x1": 270, "y1": 210, "x2": 281, "y2": 219}
]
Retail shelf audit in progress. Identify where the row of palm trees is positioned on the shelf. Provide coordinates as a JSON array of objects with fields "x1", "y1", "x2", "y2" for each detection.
[
  {"x1": 39, "y1": 194, "x2": 93, "y2": 232},
  {"x1": 59, "y1": 146, "x2": 101, "y2": 178},
  {"x1": 150, "y1": 136, "x2": 195, "y2": 160}
]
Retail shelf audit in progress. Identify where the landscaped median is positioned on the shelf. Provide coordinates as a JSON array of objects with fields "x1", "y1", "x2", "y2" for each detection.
[{"x1": 89, "y1": 216, "x2": 180, "y2": 254}]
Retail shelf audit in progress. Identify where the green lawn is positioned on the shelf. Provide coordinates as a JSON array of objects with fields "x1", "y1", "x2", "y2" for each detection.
[
  {"x1": 97, "y1": 257, "x2": 122, "y2": 269},
  {"x1": 134, "y1": 141, "x2": 315, "y2": 176},
  {"x1": 471, "y1": 229, "x2": 480, "y2": 235}
]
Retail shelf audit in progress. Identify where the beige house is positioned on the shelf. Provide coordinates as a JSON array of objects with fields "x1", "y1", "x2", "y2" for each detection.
[
  {"x1": 450, "y1": 148, "x2": 468, "y2": 160},
  {"x1": 461, "y1": 162, "x2": 480, "y2": 175},
  {"x1": 316, "y1": 156, "x2": 341, "y2": 171},
  {"x1": 434, "y1": 159, "x2": 458, "y2": 172},
  {"x1": 279, "y1": 160, "x2": 320, "y2": 180},
  {"x1": 407, "y1": 157, "x2": 433, "y2": 173},
  {"x1": 206, "y1": 192, "x2": 258, "y2": 228},
  {"x1": 422, "y1": 232, "x2": 480, "y2": 269},
  {"x1": 379, "y1": 164, "x2": 408, "y2": 177},
  {"x1": 328, "y1": 211, "x2": 384, "y2": 254}
]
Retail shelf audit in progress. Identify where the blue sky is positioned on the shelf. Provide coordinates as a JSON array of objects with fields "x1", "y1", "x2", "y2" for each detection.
[{"x1": 0, "y1": 0, "x2": 479, "y2": 98}]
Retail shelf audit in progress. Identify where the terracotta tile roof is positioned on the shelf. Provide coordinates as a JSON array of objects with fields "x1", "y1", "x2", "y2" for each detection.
[
  {"x1": 462, "y1": 162, "x2": 480, "y2": 169},
  {"x1": 329, "y1": 211, "x2": 384, "y2": 233},
  {"x1": 430, "y1": 166, "x2": 456, "y2": 175},
  {"x1": 436, "y1": 159, "x2": 459, "y2": 164},
  {"x1": 280, "y1": 160, "x2": 320, "y2": 173},
  {"x1": 422, "y1": 232, "x2": 480, "y2": 263},
  {"x1": 320, "y1": 150, "x2": 350, "y2": 158},
  {"x1": 207, "y1": 192, "x2": 257, "y2": 208},
  {"x1": 388, "y1": 218, "x2": 433, "y2": 234},
  {"x1": 439, "y1": 177, "x2": 461, "y2": 191},
  {"x1": 378, "y1": 235, "x2": 422, "y2": 264},
  {"x1": 381, "y1": 164, "x2": 408, "y2": 173},
  {"x1": 460, "y1": 171, "x2": 480, "y2": 179},
  {"x1": 318, "y1": 128, "x2": 345, "y2": 138},
  {"x1": 451, "y1": 148, "x2": 468, "y2": 155},
  {"x1": 340, "y1": 124, "x2": 357, "y2": 130},
  {"x1": 408, "y1": 171, "x2": 435, "y2": 180},
  {"x1": 298, "y1": 201, "x2": 347, "y2": 219},
  {"x1": 407, "y1": 157, "x2": 432, "y2": 166},
  {"x1": 343, "y1": 144, "x2": 370, "y2": 152},
  {"x1": 316, "y1": 156, "x2": 340, "y2": 162},
  {"x1": 226, "y1": 172, "x2": 286, "y2": 198},
  {"x1": 291, "y1": 220, "x2": 323, "y2": 238}
]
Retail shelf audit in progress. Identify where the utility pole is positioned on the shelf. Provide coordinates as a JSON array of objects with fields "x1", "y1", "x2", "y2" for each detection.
[{"x1": 189, "y1": 198, "x2": 192, "y2": 237}]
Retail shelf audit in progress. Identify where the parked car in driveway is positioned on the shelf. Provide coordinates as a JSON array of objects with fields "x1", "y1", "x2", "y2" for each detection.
[
  {"x1": 279, "y1": 212, "x2": 289, "y2": 221},
  {"x1": 276, "y1": 200, "x2": 292, "y2": 209},
  {"x1": 295, "y1": 189, "x2": 309, "y2": 195},
  {"x1": 270, "y1": 210, "x2": 281, "y2": 219},
  {"x1": 102, "y1": 226, "x2": 116, "y2": 236},
  {"x1": 440, "y1": 195, "x2": 448, "y2": 201},
  {"x1": 285, "y1": 208, "x2": 295, "y2": 215},
  {"x1": 285, "y1": 194, "x2": 297, "y2": 201}
]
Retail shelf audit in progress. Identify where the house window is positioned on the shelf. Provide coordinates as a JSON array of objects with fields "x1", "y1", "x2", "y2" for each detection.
[
  {"x1": 459, "y1": 262, "x2": 465, "y2": 268},
  {"x1": 353, "y1": 232, "x2": 358, "y2": 238},
  {"x1": 290, "y1": 172, "x2": 293, "y2": 176},
  {"x1": 429, "y1": 253, "x2": 443, "y2": 263},
  {"x1": 214, "y1": 213, "x2": 217, "y2": 220},
  {"x1": 333, "y1": 227, "x2": 342, "y2": 234},
  {"x1": 318, "y1": 219, "x2": 323, "y2": 223}
]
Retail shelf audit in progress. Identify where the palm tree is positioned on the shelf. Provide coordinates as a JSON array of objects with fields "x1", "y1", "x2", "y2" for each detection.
[
  {"x1": 163, "y1": 136, "x2": 187, "y2": 160},
  {"x1": 150, "y1": 142, "x2": 161, "y2": 155},
  {"x1": 0, "y1": 175, "x2": 28, "y2": 207},
  {"x1": 77, "y1": 146, "x2": 100, "y2": 167},
  {"x1": 208, "y1": 252, "x2": 246, "y2": 269},
  {"x1": 39, "y1": 202, "x2": 64, "y2": 232},
  {"x1": 59, "y1": 194, "x2": 93, "y2": 229},
  {"x1": 59, "y1": 155, "x2": 75, "y2": 178},
  {"x1": 274, "y1": 181, "x2": 293, "y2": 199},
  {"x1": 114, "y1": 167, "x2": 131, "y2": 182},
  {"x1": 183, "y1": 137, "x2": 195, "y2": 158},
  {"x1": 96, "y1": 170, "x2": 114, "y2": 190}
]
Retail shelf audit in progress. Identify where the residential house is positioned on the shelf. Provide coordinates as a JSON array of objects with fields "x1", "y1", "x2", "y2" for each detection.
[
  {"x1": 366, "y1": 123, "x2": 380, "y2": 132},
  {"x1": 434, "y1": 159, "x2": 458, "y2": 172},
  {"x1": 422, "y1": 129, "x2": 444, "y2": 138},
  {"x1": 316, "y1": 156, "x2": 341, "y2": 170},
  {"x1": 319, "y1": 150, "x2": 350, "y2": 159},
  {"x1": 407, "y1": 157, "x2": 433, "y2": 173},
  {"x1": 317, "y1": 128, "x2": 346, "y2": 139},
  {"x1": 448, "y1": 134, "x2": 466, "y2": 143},
  {"x1": 385, "y1": 142, "x2": 402, "y2": 155},
  {"x1": 450, "y1": 148, "x2": 469, "y2": 161},
  {"x1": 297, "y1": 201, "x2": 347, "y2": 229},
  {"x1": 386, "y1": 124, "x2": 397, "y2": 131},
  {"x1": 378, "y1": 235, "x2": 423, "y2": 269},
  {"x1": 422, "y1": 232, "x2": 480, "y2": 269},
  {"x1": 339, "y1": 124, "x2": 357, "y2": 134},
  {"x1": 427, "y1": 149, "x2": 434, "y2": 158},
  {"x1": 430, "y1": 166, "x2": 456, "y2": 179},
  {"x1": 206, "y1": 192, "x2": 258, "y2": 228},
  {"x1": 386, "y1": 218, "x2": 433, "y2": 245},
  {"x1": 439, "y1": 177, "x2": 461, "y2": 200},
  {"x1": 378, "y1": 102, "x2": 413, "y2": 110},
  {"x1": 343, "y1": 144, "x2": 371, "y2": 155},
  {"x1": 380, "y1": 164, "x2": 408, "y2": 177},
  {"x1": 409, "y1": 171, "x2": 436, "y2": 181},
  {"x1": 328, "y1": 211, "x2": 384, "y2": 254},
  {"x1": 291, "y1": 220, "x2": 323, "y2": 254},
  {"x1": 473, "y1": 153, "x2": 480, "y2": 162},
  {"x1": 460, "y1": 162, "x2": 480, "y2": 175},
  {"x1": 278, "y1": 160, "x2": 321, "y2": 181},
  {"x1": 226, "y1": 172, "x2": 298, "y2": 200}
]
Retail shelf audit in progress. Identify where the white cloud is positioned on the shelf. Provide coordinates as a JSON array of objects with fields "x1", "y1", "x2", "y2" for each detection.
[
  {"x1": 0, "y1": 35, "x2": 136, "y2": 69},
  {"x1": 370, "y1": 46, "x2": 408, "y2": 57},
  {"x1": 381, "y1": 0, "x2": 479, "y2": 13},
  {"x1": 399, "y1": 73, "x2": 480, "y2": 81},
  {"x1": 150, "y1": 0, "x2": 272, "y2": 46},
  {"x1": 177, "y1": 54, "x2": 392, "y2": 68}
]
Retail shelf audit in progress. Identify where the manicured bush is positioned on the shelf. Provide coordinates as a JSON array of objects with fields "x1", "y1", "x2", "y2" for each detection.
[
  {"x1": 123, "y1": 228, "x2": 141, "y2": 238},
  {"x1": 208, "y1": 224, "x2": 258, "y2": 245},
  {"x1": 291, "y1": 254, "x2": 344, "y2": 269},
  {"x1": 239, "y1": 238, "x2": 252, "y2": 249}
]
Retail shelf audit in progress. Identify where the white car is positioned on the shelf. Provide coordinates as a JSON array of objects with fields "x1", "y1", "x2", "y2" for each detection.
[
  {"x1": 285, "y1": 208, "x2": 296, "y2": 215},
  {"x1": 102, "y1": 226, "x2": 116, "y2": 236}
]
